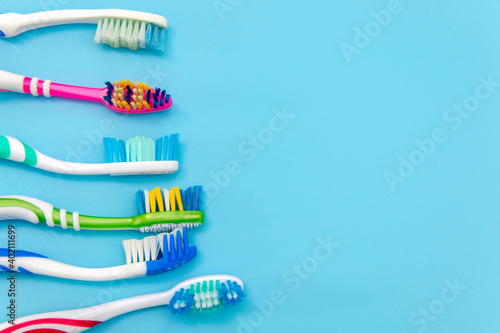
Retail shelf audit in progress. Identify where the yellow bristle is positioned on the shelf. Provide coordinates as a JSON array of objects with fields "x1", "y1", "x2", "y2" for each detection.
[
  {"x1": 149, "y1": 188, "x2": 164, "y2": 213},
  {"x1": 122, "y1": 101, "x2": 132, "y2": 110},
  {"x1": 138, "y1": 95, "x2": 144, "y2": 102},
  {"x1": 111, "y1": 99, "x2": 118, "y2": 107},
  {"x1": 169, "y1": 187, "x2": 183, "y2": 211},
  {"x1": 117, "y1": 100, "x2": 123, "y2": 108},
  {"x1": 169, "y1": 188, "x2": 177, "y2": 212},
  {"x1": 133, "y1": 88, "x2": 138, "y2": 95},
  {"x1": 143, "y1": 101, "x2": 151, "y2": 109},
  {"x1": 138, "y1": 89, "x2": 144, "y2": 97},
  {"x1": 137, "y1": 101, "x2": 143, "y2": 110},
  {"x1": 145, "y1": 84, "x2": 151, "y2": 90},
  {"x1": 118, "y1": 93, "x2": 125, "y2": 101},
  {"x1": 132, "y1": 95, "x2": 138, "y2": 103},
  {"x1": 131, "y1": 102, "x2": 137, "y2": 110},
  {"x1": 113, "y1": 92, "x2": 118, "y2": 99},
  {"x1": 175, "y1": 187, "x2": 183, "y2": 211}
]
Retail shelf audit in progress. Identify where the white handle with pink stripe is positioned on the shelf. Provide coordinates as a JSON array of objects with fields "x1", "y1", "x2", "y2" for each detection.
[
  {"x1": 0, "y1": 69, "x2": 53, "y2": 97},
  {"x1": 0, "y1": 275, "x2": 245, "y2": 332}
]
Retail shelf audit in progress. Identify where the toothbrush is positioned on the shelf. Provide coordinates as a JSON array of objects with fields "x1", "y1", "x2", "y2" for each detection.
[
  {"x1": 0, "y1": 9, "x2": 168, "y2": 51},
  {"x1": 0, "y1": 227, "x2": 196, "y2": 281},
  {"x1": 0, "y1": 275, "x2": 245, "y2": 332},
  {"x1": 0, "y1": 185, "x2": 203, "y2": 233},
  {"x1": 0, "y1": 69, "x2": 172, "y2": 113},
  {"x1": 0, "y1": 134, "x2": 179, "y2": 176}
]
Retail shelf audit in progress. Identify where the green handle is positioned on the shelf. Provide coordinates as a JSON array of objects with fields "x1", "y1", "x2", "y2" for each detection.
[
  {"x1": 53, "y1": 210, "x2": 204, "y2": 230},
  {"x1": 0, "y1": 197, "x2": 204, "y2": 231}
]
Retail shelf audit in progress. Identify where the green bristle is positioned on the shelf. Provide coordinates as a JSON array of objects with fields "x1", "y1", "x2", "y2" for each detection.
[{"x1": 209, "y1": 280, "x2": 214, "y2": 292}]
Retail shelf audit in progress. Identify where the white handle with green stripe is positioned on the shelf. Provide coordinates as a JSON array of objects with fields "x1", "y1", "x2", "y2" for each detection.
[{"x1": 0, "y1": 135, "x2": 178, "y2": 176}]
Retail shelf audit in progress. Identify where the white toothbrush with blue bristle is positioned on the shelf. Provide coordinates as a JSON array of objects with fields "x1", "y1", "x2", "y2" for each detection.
[{"x1": 0, "y1": 9, "x2": 168, "y2": 51}]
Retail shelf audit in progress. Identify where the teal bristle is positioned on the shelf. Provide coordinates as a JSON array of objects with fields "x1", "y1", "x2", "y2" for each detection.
[
  {"x1": 103, "y1": 134, "x2": 179, "y2": 163},
  {"x1": 95, "y1": 18, "x2": 166, "y2": 51}
]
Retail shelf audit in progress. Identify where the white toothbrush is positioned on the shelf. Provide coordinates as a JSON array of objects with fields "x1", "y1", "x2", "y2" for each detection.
[
  {"x1": 0, "y1": 275, "x2": 245, "y2": 332},
  {"x1": 0, "y1": 9, "x2": 168, "y2": 51},
  {"x1": 0, "y1": 228, "x2": 196, "y2": 281}
]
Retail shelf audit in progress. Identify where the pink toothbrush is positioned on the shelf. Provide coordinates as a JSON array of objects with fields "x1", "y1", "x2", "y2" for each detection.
[{"x1": 0, "y1": 69, "x2": 172, "y2": 113}]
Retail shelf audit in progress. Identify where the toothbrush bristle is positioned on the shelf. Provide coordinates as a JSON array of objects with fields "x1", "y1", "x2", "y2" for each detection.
[
  {"x1": 102, "y1": 134, "x2": 179, "y2": 163},
  {"x1": 139, "y1": 223, "x2": 202, "y2": 234},
  {"x1": 103, "y1": 80, "x2": 171, "y2": 112},
  {"x1": 95, "y1": 18, "x2": 167, "y2": 51},
  {"x1": 122, "y1": 227, "x2": 196, "y2": 269},
  {"x1": 136, "y1": 185, "x2": 203, "y2": 215},
  {"x1": 168, "y1": 279, "x2": 245, "y2": 315}
]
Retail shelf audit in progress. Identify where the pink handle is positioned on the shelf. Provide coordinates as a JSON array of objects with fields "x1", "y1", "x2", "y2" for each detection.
[{"x1": 20, "y1": 77, "x2": 105, "y2": 103}]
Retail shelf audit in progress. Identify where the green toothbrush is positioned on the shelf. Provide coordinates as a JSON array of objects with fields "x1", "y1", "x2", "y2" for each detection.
[{"x1": 0, "y1": 186, "x2": 203, "y2": 233}]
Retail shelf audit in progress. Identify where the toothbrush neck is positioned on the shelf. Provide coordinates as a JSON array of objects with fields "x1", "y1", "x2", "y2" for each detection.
[
  {"x1": 48, "y1": 82, "x2": 105, "y2": 103},
  {"x1": 83, "y1": 291, "x2": 172, "y2": 323}
]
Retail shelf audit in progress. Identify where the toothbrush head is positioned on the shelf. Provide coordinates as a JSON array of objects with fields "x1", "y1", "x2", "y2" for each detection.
[
  {"x1": 103, "y1": 134, "x2": 178, "y2": 163},
  {"x1": 95, "y1": 18, "x2": 168, "y2": 52},
  {"x1": 122, "y1": 227, "x2": 197, "y2": 275},
  {"x1": 168, "y1": 276, "x2": 246, "y2": 315},
  {"x1": 102, "y1": 80, "x2": 171, "y2": 114},
  {"x1": 135, "y1": 185, "x2": 203, "y2": 233}
]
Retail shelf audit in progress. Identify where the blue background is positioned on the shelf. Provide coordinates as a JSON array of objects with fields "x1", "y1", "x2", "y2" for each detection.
[{"x1": 1, "y1": 0, "x2": 500, "y2": 332}]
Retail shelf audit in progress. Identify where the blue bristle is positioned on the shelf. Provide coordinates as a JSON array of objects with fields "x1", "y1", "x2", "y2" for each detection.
[
  {"x1": 168, "y1": 289, "x2": 194, "y2": 315},
  {"x1": 105, "y1": 81, "x2": 113, "y2": 90},
  {"x1": 103, "y1": 138, "x2": 112, "y2": 163},
  {"x1": 159, "y1": 90, "x2": 166, "y2": 106},
  {"x1": 103, "y1": 96, "x2": 113, "y2": 105},
  {"x1": 165, "y1": 94, "x2": 171, "y2": 104},
  {"x1": 144, "y1": 24, "x2": 167, "y2": 52},
  {"x1": 184, "y1": 187, "x2": 192, "y2": 211},
  {"x1": 220, "y1": 280, "x2": 244, "y2": 306},
  {"x1": 151, "y1": 25, "x2": 160, "y2": 50},
  {"x1": 145, "y1": 227, "x2": 197, "y2": 277},
  {"x1": 191, "y1": 186, "x2": 198, "y2": 211},
  {"x1": 162, "y1": 136, "x2": 171, "y2": 161},
  {"x1": 159, "y1": 28, "x2": 167, "y2": 51},
  {"x1": 180, "y1": 190, "x2": 186, "y2": 210},
  {"x1": 167, "y1": 134, "x2": 179, "y2": 161},
  {"x1": 103, "y1": 137, "x2": 128, "y2": 163},
  {"x1": 146, "y1": 89, "x2": 151, "y2": 102},
  {"x1": 155, "y1": 137, "x2": 162, "y2": 161},
  {"x1": 196, "y1": 186, "x2": 202, "y2": 211},
  {"x1": 135, "y1": 190, "x2": 146, "y2": 215},
  {"x1": 118, "y1": 140, "x2": 126, "y2": 162},
  {"x1": 145, "y1": 23, "x2": 153, "y2": 49},
  {"x1": 126, "y1": 85, "x2": 133, "y2": 95},
  {"x1": 233, "y1": 281, "x2": 246, "y2": 298}
]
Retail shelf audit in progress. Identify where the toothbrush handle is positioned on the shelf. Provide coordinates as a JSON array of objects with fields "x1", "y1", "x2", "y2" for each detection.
[
  {"x1": 0, "y1": 10, "x2": 168, "y2": 37},
  {"x1": 0, "y1": 255, "x2": 147, "y2": 281},
  {"x1": 0, "y1": 69, "x2": 104, "y2": 100},
  {"x1": 0, "y1": 68, "x2": 53, "y2": 96},
  {"x1": 0, "y1": 291, "x2": 172, "y2": 332}
]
